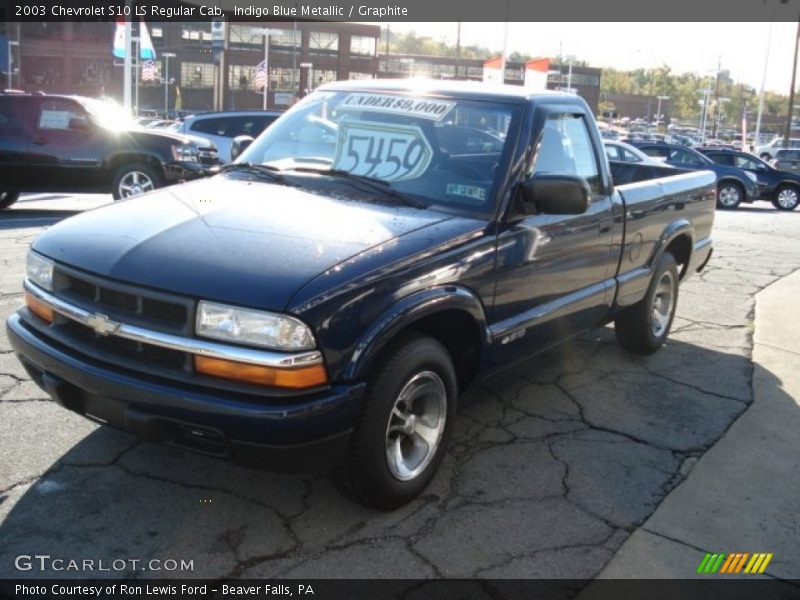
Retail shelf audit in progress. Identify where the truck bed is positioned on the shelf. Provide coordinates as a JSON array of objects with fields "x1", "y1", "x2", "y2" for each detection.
[{"x1": 609, "y1": 160, "x2": 717, "y2": 308}]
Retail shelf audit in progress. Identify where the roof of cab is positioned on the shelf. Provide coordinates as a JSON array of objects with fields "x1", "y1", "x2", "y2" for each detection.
[{"x1": 318, "y1": 78, "x2": 583, "y2": 105}]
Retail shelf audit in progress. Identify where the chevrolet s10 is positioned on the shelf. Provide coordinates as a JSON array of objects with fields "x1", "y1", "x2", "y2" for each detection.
[{"x1": 7, "y1": 80, "x2": 715, "y2": 508}]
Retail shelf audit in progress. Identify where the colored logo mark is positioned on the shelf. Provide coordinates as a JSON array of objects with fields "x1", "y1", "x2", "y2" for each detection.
[{"x1": 697, "y1": 552, "x2": 773, "y2": 574}]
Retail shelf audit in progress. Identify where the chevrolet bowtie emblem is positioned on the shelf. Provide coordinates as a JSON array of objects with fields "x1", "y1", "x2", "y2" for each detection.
[{"x1": 86, "y1": 313, "x2": 120, "y2": 336}]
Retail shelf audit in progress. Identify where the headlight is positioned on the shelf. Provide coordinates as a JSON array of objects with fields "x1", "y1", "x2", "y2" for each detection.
[
  {"x1": 744, "y1": 171, "x2": 758, "y2": 183},
  {"x1": 172, "y1": 143, "x2": 198, "y2": 162},
  {"x1": 26, "y1": 251, "x2": 54, "y2": 291},
  {"x1": 196, "y1": 301, "x2": 315, "y2": 351}
]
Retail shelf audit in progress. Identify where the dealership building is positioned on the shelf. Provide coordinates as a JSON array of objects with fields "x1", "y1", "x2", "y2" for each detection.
[
  {"x1": 3, "y1": 22, "x2": 600, "y2": 114},
  {"x1": 4, "y1": 21, "x2": 381, "y2": 111}
]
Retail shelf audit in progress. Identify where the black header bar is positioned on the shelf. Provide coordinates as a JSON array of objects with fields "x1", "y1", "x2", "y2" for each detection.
[{"x1": 3, "y1": 0, "x2": 800, "y2": 23}]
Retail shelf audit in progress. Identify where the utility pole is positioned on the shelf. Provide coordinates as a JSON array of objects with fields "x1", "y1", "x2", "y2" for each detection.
[
  {"x1": 784, "y1": 17, "x2": 800, "y2": 146},
  {"x1": 755, "y1": 21, "x2": 774, "y2": 149},
  {"x1": 123, "y1": 9, "x2": 132, "y2": 112},
  {"x1": 162, "y1": 52, "x2": 176, "y2": 116},
  {"x1": 712, "y1": 56, "x2": 722, "y2": 138}
]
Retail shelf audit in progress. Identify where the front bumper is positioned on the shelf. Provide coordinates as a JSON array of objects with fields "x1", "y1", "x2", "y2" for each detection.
[
  {"x1": 6, "y1": 313, "x2": 364, "y2": 472},
  {"x1": 163, "y1": 160, "x2": 212, "y2": 185}
]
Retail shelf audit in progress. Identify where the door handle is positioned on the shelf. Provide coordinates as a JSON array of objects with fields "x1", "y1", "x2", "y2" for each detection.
[{"x1": 33, "y1": 137, "x2": 48, "y2": 146}]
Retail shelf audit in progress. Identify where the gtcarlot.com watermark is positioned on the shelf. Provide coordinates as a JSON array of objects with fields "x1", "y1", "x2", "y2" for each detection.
[{"x1": 15, "y1": 554, "x2": 194, "y2": 573}]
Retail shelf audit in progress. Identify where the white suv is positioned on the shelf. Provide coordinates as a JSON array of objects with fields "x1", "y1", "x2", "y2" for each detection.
[
  {"x1": 171, "y1": 110, "x2": 282, "y2": 163},
  {"x1": 754, "y1": 137, "x2": 800, "y2": 161}
]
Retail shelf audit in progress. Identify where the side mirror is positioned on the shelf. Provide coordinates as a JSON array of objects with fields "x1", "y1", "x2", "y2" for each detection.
[
  {"x1": 519, "y1": 174, "x2": 591, "y2": 215},
  {"x1": 230, "y1": 135, "x2": 255, "y2": 161},
  {"x1": 68, "y1": 116, "x2": 89, "y2": 130}
]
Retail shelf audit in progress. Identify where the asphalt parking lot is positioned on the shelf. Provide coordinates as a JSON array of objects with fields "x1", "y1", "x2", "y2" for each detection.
[{"x1": 1, "y1": 193, "x2": 799, "y2": 580}]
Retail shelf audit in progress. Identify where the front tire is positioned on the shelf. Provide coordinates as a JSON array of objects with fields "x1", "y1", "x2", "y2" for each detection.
[
  {"x1": 112, "y1": 163, "x2": 162, "y2": 200},
  {"x1": 0, "y1": 190, "x2": 20, "y2": 210},
  {"x1": 716, "y1": 181, "x2": 742, "y2": 210},
  {"x1": 772, "y1": 184, "x2": 800, "y2": 211},
  {"x1": 333, "y1": 333, "x2": 457, "y2": 510},
  {"x1": 615, "y1": 252, "x2": 679, "y2": 355}
]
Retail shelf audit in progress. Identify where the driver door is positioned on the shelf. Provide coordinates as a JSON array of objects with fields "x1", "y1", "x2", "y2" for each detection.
[{"x1": 488, "y1": 107, "x2": 617, "y2": 363}]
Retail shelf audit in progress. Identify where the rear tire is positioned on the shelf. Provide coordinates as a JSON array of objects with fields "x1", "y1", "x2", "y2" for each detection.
[
  {"x1": 615, "y1": 252, "x2": 679, "y2": 355},
  {"x1": 716, "y1": 181, "x2": 742, "y2": 210},
  {"x1": 0, "y1": 190, "x2": 19, "y2": 210},
  {"x1": 333, "y1": 333, "x2": 457, "y2": 510},
  {"x1": 112, "y1": 163, "x2": 162, "y2": 200},
  {"x1": 772, "y1": 184, "x2": 800, "y2": 211}
]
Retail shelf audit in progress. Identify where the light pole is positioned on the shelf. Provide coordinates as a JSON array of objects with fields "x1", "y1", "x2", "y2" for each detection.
[
  {"x1": 714, "y1": 98, "x2": 730, "y2": 138},
  {"x1": 6, "y1": 39, "x2": 19, "y2": 89},
  {"x1": 252, "y1": 28, "x2": 282, "y2": 110},
  {"x1": 162, "y1": 52, "x2": 176, "y2": 117},
  {"x1": 699, "y1": 88, "x2": 713, "y2": 143},
  {"x1": 300, "y1": 62, "x2": 313, "y2": 94},
  {"x1": 400, "y1": 57, "x2": 414, "y2": 78},
  {"x1": 656, "y1": 95, "x2": 670, "y2": 128}
]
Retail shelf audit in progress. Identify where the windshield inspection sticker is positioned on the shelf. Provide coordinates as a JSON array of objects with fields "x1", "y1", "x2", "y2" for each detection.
[
  {"x1": 339, "y1": 93, "x2": 455, "y2": 121},
  {"x1": 446, "y1": 183, "x2": 487, "y2": 203},
  {"x1": 332, "y1": 121, "x2": 434, "y2": 181}
]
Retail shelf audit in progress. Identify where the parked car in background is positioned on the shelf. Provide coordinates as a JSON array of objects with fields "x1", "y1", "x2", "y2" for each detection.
[
  {"x1": 171, "y1": 110, "x2": 282, "y2": 162},
  {"x1": 603, "y1": 140, "x2": 671, "y2": 167},
  {"x1": 628, "y1": 141, "x2": 759, "y2": 209},
  {"x1": 772, "y1": 149, "x2": 800, "y2": 176},
  {"x1": 699, "y1": 148, "x2": 800, "y2": 211},
  {"x1": 140, "y1": 120, "x2": 220, "y2": 167},
  {"x1": 754, "y1": 137, "x2": 800, "y2": 161},
  {"x1": 0, "y1": 93, "x2": 212, "y2": 207}
]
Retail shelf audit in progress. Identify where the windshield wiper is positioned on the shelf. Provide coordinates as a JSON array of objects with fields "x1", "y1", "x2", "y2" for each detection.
[
  {"x1": 217, "y1": 162, "x2": 294, "y2": 187},
  {"x1": 286, "y1": 167, "x2": 427, "y2": 209}
]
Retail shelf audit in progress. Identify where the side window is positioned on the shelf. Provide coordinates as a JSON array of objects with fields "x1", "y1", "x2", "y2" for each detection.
[
  {"x1": 604, "y1": 145, "x2": 620, "y2": 161},
  {"x1": 642, "y1": 146, "x2": 668, "y2": 158},
  {"x1": 533, "y1": 114, "x2": 601, "y2": 194},
  {"x1": 669, "y1": 149, "x2": 703, "y2": 166},
  {"x1": 37, "y1": 99, "x2": 85, "y2": 131},
  {"x1": 190, "y1": 117, "x2": 225, "y2": 136},
  {"x1": 710, "y1": 153, "x2": 734, "y2": 166},
  {"x1": 735, "y1": 156, "x2": 761, "y2": 170},
  {"x1": 621, "y1": 148, "x2": 642, "y2": 162},
  {"x1": 0, "y1": 97, "x2": 25, "y2": 133}
]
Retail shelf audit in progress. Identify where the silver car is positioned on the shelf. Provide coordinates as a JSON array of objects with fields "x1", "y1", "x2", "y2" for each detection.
[{"x1": 171, "y1": 110, "x2": 282, "y2": 163}]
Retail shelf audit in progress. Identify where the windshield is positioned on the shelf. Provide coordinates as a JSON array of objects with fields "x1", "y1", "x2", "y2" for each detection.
[{"x1": 237, "y1": 89, "x2": 521, "y2": 217}]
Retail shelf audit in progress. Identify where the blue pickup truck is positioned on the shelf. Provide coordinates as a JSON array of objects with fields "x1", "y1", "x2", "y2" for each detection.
[{"x1": 7, "y1": 81, "x2": 715, "y2": 509}]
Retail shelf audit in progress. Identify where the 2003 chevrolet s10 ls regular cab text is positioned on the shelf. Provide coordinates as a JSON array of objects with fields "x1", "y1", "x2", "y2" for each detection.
[{"x1": 7, "y1": 81, "x2": 715, "y2": 509}]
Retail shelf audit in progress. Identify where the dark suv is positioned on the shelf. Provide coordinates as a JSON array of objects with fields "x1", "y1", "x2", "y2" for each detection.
[
  {"x1": 625, "y1": 141, "x2": 759, "y2": 209},
  {"x1": 0, "y1": 93, "x2": 211, "y2": 209},
  {"x1": 699, "y1": 148, "x2": 800, "y2": 211}
]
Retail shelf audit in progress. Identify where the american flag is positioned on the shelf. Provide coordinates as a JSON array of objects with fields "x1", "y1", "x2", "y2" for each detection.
[
  {"x1": 141, "y1": 59, "x2": 157, "y2": 82},
  {"x1": 254, "y1": 60, "x2": 268, "y2": 89}
]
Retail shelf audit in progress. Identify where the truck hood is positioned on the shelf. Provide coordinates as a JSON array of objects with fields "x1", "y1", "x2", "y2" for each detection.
[{"x1": 32, "y1": 176, "x2": 456, "y2": 310}]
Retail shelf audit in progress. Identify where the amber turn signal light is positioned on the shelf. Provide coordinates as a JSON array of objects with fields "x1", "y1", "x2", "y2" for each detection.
[
  {"x1": 194, "y1": 355, "x2": 328, "y2": 389},
  {"x1": 25, "y1": 291, "x2": 54, "y2": 323}
]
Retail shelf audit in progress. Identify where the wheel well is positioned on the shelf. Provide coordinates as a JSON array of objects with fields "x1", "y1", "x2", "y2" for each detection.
[
  {"x1": 664, "y1": 234, "x2": 692, "y2": 279},
  {"x1": 109, "y1": 154, "x2": 164, "y2": 180},
  {"x1": 404, "y1": 309, "x2": 482, "y2": 391},
  {"x1": 718, "y1": 178, "x2": 742, "y2": 191}
]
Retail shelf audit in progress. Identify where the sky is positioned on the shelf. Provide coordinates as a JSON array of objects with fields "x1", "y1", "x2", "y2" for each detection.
[{"x1": 382, "y1": 22, "x2": 797, "y2": 95}]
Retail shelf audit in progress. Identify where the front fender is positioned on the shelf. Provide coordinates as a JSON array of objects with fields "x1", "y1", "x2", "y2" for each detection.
[{"x1": 342, "y1": 286, "x2": 490, "y2": 381}]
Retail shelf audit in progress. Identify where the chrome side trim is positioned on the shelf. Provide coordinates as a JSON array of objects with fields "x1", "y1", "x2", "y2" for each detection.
[{"x1": 24, "y1": 281, "x2": 323, "y2": 368}]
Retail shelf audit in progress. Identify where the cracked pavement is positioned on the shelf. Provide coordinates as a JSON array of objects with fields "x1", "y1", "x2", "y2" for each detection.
[{"x1": 1, "y1": 196, "x2": 799, "y2": 581}]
